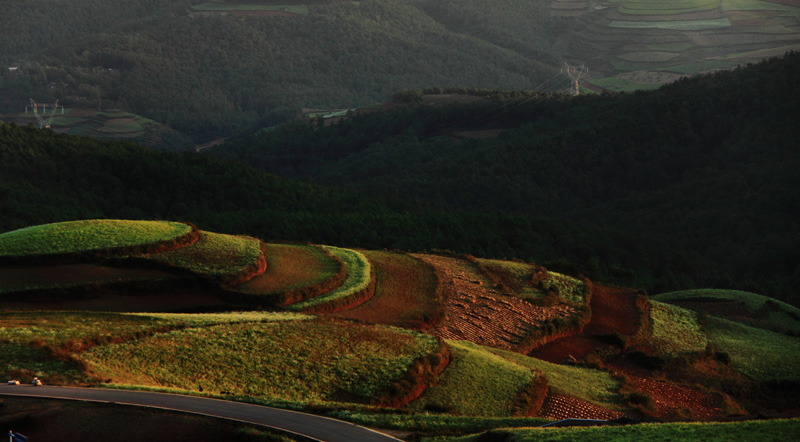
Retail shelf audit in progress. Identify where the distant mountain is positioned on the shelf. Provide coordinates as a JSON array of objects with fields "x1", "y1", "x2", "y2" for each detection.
[
  {"x1": 214, "y1": 52, "x2": 800, "y2": 303},
  {"x1": 0, "y1": 0, "x2": 558, "y2": 141}
]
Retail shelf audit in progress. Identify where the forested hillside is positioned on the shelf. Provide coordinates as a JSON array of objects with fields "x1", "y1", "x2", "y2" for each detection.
[
  {"x1": 0, "y1": 120, "x2": 724, "y2": 301},
  {"x1": 0, "y1": 0, "x2": 557, "y2": 142},
  {"x1": 215, "y1": 53, "x2": 800, "y2": 303}
]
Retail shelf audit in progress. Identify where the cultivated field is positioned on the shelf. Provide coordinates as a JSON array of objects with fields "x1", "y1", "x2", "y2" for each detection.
[{"x1": 565, "y1": 0, "x2": 800, "y2": 91}]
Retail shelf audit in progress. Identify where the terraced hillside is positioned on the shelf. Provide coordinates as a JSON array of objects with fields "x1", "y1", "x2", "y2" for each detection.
[
  {"x1": 2, "y1": 218, "x2": 799, "y2": 431},
  {"x1": 554, "y1": 0, "x2": 800, "y2": 90}
]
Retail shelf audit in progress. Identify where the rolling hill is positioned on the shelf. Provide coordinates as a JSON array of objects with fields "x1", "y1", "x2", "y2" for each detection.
[
  {"x1": 1, "y1": 219, "x2": 799, "y2": 440},
  {"x1": 1, "y1": 0, "x2": 797, "y2": 143},
  {"x1": 213, "y1": 51, "x2": 800, "y2": 305}
]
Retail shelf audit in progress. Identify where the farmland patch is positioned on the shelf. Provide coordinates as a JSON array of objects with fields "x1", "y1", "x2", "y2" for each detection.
[
  {"x1": 234, "y1": 243, "x2": 338, "y2": 295},
  {"x1": 81, "y1": 320, "x2": 437, "y2": 403},
  {"x1": 409, "y1": 341, "x2": 535, "y2": 416},
  {"x1": 333, "y1": 250, "x2": 441, "y2": 329},
  {"x1": 414, "y1": 254, "x2": 581, "y2": 352},
  {"x1": 286, "y1": 246, "x2": 373, "y2": 312}
]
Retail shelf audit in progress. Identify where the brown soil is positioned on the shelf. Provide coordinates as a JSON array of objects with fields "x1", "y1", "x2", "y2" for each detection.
[
  {"x1": 626, "y1": 374, "x2": 722, "y2": 419},
  {"x1": 584, "y1": 285, "x2": 642, "y2": 336},
  {"x1": 413, "y1": 254, "x2": 578, "y2": 351},
  {"x1": 0, "y1": 264, "x2": 176, "y2": 290},
  {"x1": 529, "y1": 285, "x2": 644, "y2": 362},
  {"x1": 0, "y1": 285, "x2": 230, "y2": 312},
  {"x1": 334, "y1": 251, "x2": 440, "y2": 328},
  {"x1": 539, "y1": 393, "x2": 626, "y2": 420}
]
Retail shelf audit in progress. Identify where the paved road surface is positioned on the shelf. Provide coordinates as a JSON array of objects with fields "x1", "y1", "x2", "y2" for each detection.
[{"x1": 0, "y1": 385, "x2": 401, "y2": 442}]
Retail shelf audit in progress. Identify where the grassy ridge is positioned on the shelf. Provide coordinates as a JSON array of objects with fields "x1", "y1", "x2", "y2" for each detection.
[
  {"x1": 647, "y1": 301, "x2": 708, "y2": 356},
  {"x1": 705, "y1": 316, "x2": 800, "y2": 381},
  {"x1": 287, "y1": 246, "x2": 373, "y2": 312},
  {"x1": 410, "y1": 341, "x2": 535, "y2": 417},
  {"x1": 82, "y1": 319, "x2": 438, "y2": 403},
  {"x1": 145, "y1": 231, "x2": 265, "y2": 284},
  {"x1": 477, "y1": 345, "x2": 622, "y2": 411},
  {"x1": 436, "y1": 418, "x2": 800, "y2": 442},
  {"x1": 0, "y1": 220, "x2": 192, "y2": 257},
  {"x1": 654, "y1": 289, "x2": 800, "y2": 334}
]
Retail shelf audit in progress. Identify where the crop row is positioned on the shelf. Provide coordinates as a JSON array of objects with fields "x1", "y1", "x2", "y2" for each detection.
[{"x1": 287, "y1": 246, "x2": 374, "y2": 313}]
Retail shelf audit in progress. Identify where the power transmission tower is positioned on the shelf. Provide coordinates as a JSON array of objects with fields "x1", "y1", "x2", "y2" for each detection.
[
  {"x1": 562, "y1": 63, "x2": 588, "y2": 96},
  {"x1": 29, "y1": 98, "x2": 59, "y2": 129}
]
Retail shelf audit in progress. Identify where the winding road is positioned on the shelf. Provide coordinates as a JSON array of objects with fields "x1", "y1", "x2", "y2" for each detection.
[{"x1": 0, "y1": 385, "x2": 401, "y2": 442}]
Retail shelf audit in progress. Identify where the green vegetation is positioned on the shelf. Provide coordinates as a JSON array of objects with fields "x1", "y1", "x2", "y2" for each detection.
[
  {"x1": 654, "y1": 289, "x2": 800, "y2": 333},
  {"x1": 0, "y1": 220, "x2": 191, "y2": 257},
  {"x1": 328, "y1": 411, "x2": 549, "y2": 434},
  {"x1": 3, "y1": 53, "x2": 800, "y2": 304},
  {"x1": 82, "y1": 319, "x2": 438, "y2": 403},
  {"x1": 0, "y1": 0, "x2": 558, "y2": 140},
  {"x1": 410, "y1": 341, "x2": 535, "y2": 416},
  {"x1": 434, "y1": 418, "x2": 800, "y2": 442},
  {"x1": 478, "y1": 345, "x2": 621, "y2": 410},
  {"x1": 606, "y1": 0, "x2": 721, "y2": 15},
  {"x1": 608, "y1": 18, "x2": 732, "y2": 30},
  {"x1": 590, "y1": 76, "x2": 663, "y2": 92},
  {"x1": 705, "y1": 316, "x2": 800, "y2": 381},
  {"x1": 287, "y1": 246, "x2": 371, "y2": 311},
  {"x1": 145, "y1": 231, "x2": 263, "y2": 282},
  {"x1": 647, "y1": 301, "x2": 708, "y2": 356}
]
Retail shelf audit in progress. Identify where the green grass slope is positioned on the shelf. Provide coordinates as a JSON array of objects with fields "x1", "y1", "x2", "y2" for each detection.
[
  {"x1": 438, "y1": 418, "x2": 800, "y2": 442},
  {"x1": 144, "y1": 230, "x2": 266, "y2": 285},
  {"x1": 409, "y1": 341, "x2": 537, "y2": 417},
  {"x1": 81, "y1": 318, "x2": 438, "y2": 405},
  {"x1": 0, "y1": 220, "x2": 192, "y2": 258},
  {"x1": 653, "y1": 289, "x2": 800, "y2": 333}
]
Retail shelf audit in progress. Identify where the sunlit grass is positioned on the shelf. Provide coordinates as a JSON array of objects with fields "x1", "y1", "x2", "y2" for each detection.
[
  {"x1": 145, "y1": 231, "x2": 262, "y2": 281},
  {"x1": 648, "y1": 301, "x2": 708, "y2": 356},
  {"x1": 287, "y1": 246, "x2": 371, "y2": 310},
  {"x1": 0, "y1": 220, "x2": 191, "y2": 256},
  {"x1": 705, "y1": 316, "x2": 800, "y2": 381},
  {"x1": 82, "y1": 320, "x2": 437, "y2": 403},
  {"x1": 431, "y1": 418, "x2": 800, "y2": 441},
  {"x1": 410, "y1": 341, "x2": 535, "y2": 416}
]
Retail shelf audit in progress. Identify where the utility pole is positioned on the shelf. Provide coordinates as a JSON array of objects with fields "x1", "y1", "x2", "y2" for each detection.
[{"x1": 563, "y1": 62, "x2": 588, "y2": 96}]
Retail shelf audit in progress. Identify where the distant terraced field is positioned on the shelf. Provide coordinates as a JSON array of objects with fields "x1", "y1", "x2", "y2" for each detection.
[{"x1": 553, "y1": 0, "x2": 800, "y2": 91}]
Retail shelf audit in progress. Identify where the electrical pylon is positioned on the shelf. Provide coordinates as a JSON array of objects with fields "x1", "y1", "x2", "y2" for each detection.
[
  {"x1": 29, "y1": 98, "x2": 59, "y2": 129},
  {"x1": 562, "y1": 63, "x2": 589, "y2": 96}
]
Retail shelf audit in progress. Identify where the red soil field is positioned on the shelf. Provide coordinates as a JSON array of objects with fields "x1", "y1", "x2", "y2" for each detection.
[
  {"x1": 583, "y1": 285, "x2": 643, "y2": 336},
  {"x1": 529, "y1": 284, "x2": 644, "y2": 363},
  {"x1": 626, "y1": 374, "x2": 722, "y2": 419},
  {"x1": 530, "y1": 335, "x2": 611, "y2": 363},
  {"x1": 539, "y1": 393, "x2": 626, "y2": 420},
  {"x1": 333, "y1": 251, "x2": 440, "y2": 327},
  {"x1": 413, "y1": 254, "x2": 579, "y2": 351},
  {"x1": 235, "y1": 244, "x2": 336, "y2": 294},
  {"x1": 0, "y1": 264, "x2": 176, "y2": 290}
]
